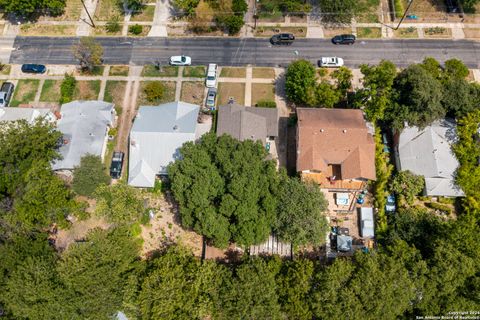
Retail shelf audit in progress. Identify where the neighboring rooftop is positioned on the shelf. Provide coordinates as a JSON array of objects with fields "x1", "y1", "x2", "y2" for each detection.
[
  {"x1": 217, "y1": 104, "x2": 279, "y2": 144},
  {"x1": 52, "y1": 100, "x2": 115, "y2": 170},
  {"x1": 128, "y1": 101, "x2": 200, "y2": 188},
  {"x1": 397, "y1": 119, "x2": 464, "y2": 197},
  {"x1": 0, "y1": 107, "x2": 54, "y2": 124},
  {"x1": 296, "y1": 108, "x2": 376, "y2": 181}
]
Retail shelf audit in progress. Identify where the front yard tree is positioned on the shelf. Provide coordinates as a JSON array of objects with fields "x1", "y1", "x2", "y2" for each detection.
[
  {"x1": 315, "y1": 81, "x2": 341, "y2": 108},
  {"x1": 168, "y1": 132, "x2": 279, "y2": 248},
  {"x1": 443, "y1": 58, "x2": 469, "y2": 80},
  {"x1": 275, "y1": 177, "x2": 329, "y2": 247},
  {"x1": 72, "y1": 154, "x2": 111, "y2": 197},
  {"x1": 285, "y1": 59, "x2": 317, "y2": 106},
  {"x1": 331, "y1": 66, "x2": 353, "y2": 99},
  {"x1": 0, "y1": 0, "x2": 65, "y2": 17},
  {"x1": 72, "y1": 37, "x2": 104, "y2": 72},
  {"x1": 390, "y1": 170, "x2": 425, "y2": 205}
]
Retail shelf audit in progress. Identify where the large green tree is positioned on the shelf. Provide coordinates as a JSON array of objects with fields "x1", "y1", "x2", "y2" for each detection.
[
  {"x1": 0, "y1": 0, "x2": 65, "y2": 17},
  {"x1": 390, "y1": 170, "x2": 425, "y2": 206},
  {"x1": 275, "y1": 177, "x2": 328, "y2": 247},
  {"x1": 94, "y1": 183, "x2": 144, "y2": 224},
  {"x1": 285, "y1": 59, "x2": 317, "y2": 106},
  {"x1": 72, "y1": 154, "x2": 111, "y2": 197},
  {"x1": 388, "y1": 64, "x2": 445, "y2": 129},
  {"x1": 169, "y1": 133, "x2": 278, "y2": 248}
]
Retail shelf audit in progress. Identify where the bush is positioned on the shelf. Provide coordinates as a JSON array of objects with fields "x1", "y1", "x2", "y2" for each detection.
[
  {"x1": 106, "y1": 16, "x2": 121, "y2": 33},
  {"x1": 144, "y1": 82, "x2": 165, "y2": 102},
  {"x1": 232, "y1": 0, "x2": 248, "y2": 13},
  {"x1": 60, "y1": 74, "x2": 77, "y2": 104},
  {"x1": 256, "y1": 99, "x2": 276, "y2": 108},
  {"x1": 425, "y1": 202, "x2": 453, "y2": 214},
  {"x1": 437, "y1": 196, "x2": 455, "y2": 205},
  {"x1": 219, "y1": 15, "x2": 244, "y2": 35},
  {"x1": 129, "y1": 24, "x2": 143, "y2": 35}
]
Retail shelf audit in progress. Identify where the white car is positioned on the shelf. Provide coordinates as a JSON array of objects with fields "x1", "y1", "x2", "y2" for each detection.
[
  {"x1": 318, "y1": 57, "x2": 344, "y2": 68},
  {"x1": 205, "y1": 63, "x2": 217, "y2": 88},
  {"x1": 169, "y1": 55, "x2": 191, "y2": 66}
]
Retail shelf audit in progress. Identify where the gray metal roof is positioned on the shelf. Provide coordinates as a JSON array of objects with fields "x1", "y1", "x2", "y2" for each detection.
[
  {"x1": 217, "y1": 104, "x2": 279, "y2": 144},
  {"x1": 52, "y1": 101, "x2": 114, "y2": 170},
  {"x1": 398, "y1": 119, "x2": 464, "y2": 197},
  {"x1": 128, "y1": 102, "x2": 199, "y2": 188},
  {"x1": 0, "y1": 107, "x2": 53, "y2": 123}
]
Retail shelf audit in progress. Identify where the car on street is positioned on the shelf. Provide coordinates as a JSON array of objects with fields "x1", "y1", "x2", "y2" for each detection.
[
  {"x1": 206, "y1": 88, "x2": 217, "y2": 110},
  {"x1": 21, "y1": 64, "x2": 46, "y2": 74},
  {"x1": 206, "y1": 63, "x2": 218, "y2": 88},
  {"x1": 0, "y1": 82, "x2": 14, "y2": 108},
  {"x1": 110, "y1": 151, "x2": 124, "y2": 179},
  {"x1": 332, "y1": 34, "x2": 356, "y2": 45},
  {"x1": 169, "y1": 55, "x2": 191, "y2": 66},
  {"x1": 318, "y1": 57, "x2": 344, "y2": 67},
  {"x1": 270, "y1": 33, "x2": 295, "y2": 45},
  {"x1": 386, "y1": 194, "x2": 396, "y2": 213}
]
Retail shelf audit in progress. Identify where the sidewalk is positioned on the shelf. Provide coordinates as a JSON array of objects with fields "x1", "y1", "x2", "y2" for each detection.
[{"x1": 148, "y1": 0, "x2": 170, "y2": 37}]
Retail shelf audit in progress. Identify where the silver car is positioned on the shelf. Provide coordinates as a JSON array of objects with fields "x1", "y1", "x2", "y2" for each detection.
[{"x1": 206, "y1": 88, "x2": 217, "y2": 110}]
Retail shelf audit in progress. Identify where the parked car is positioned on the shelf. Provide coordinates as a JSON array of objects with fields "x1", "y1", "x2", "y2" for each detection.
[
  {"x1": 205, "y1": 63, "x2": 218, "y2": 88},
  {"x1": 169, "y1": 55, "x2": 191, "y2": 66},
  {"x1": 206, "y1": 88, "x2": 217, "y2": 110},
  {"x1": 318, "y1": 57, "x2": 344, "y2": 67},
  {"x1": 386, "y1": 194, "x2": 396, "y2": 213},
  {"x1": 445, "y1": 0, "x2": 460, "y2": 13},
  {"x1": 21, "y1": 64, "x2": 46, "y2": 74},
  {"x1": 332, "y1": 34, "x2": 356, "y2": 45},
  {"x1": 110, "y1": 151, "x2": 124, "y2": 179},
  {"x1": 0, "y1": 82, "x2": 14, "y2": 108},
  {"x1": 270, "y1": 33, "x2": 295, "y2": 45}
]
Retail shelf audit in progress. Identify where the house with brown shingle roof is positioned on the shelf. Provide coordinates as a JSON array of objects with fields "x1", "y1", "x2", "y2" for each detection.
[{"x1": 296, "y1": 108, "x2": 376, "y2": 190}]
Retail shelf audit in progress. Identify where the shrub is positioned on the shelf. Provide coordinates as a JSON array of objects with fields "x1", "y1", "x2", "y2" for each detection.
[
  {"x1": 106, "y1": 16, "x2": 121, "y2": 33},
  {"x1": 72, "y1": 155, "x2": 111, "y2": 197},
  {"x1": 256, "y1": 99, "x2": 276, "y2": 108},
  {"x1": 60, "y1": 74, "x2": 77, "y2": 104},
  {"x1": 437, "y1": 196, "x2": 455, "y2": 205},
  {"x1": 425, "y1": 202, "x2": 453, "y2": 214},
  {"x1": 232, "y1": 0, "x2": 248, "y2": 13},
  {"x1": 144, "y1": 82, "x2": 165, "y2": 102},
  {"x1": 219, "y1": 15, "x2": 244, "y2": 35},
  {"x1": 129, "y1": 24, "x2": 143, "y2": 35},
  {"x1": 393, "y1": 0, "x2": 404, "y2": 18}
]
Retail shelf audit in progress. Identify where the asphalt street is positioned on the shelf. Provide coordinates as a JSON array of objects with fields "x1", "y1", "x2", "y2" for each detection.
[{"x1": 9, "y1": 36, "x2": 480, "y2": 68}]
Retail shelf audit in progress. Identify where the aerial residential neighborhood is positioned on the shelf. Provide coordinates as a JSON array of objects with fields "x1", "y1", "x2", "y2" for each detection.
[{"x1": 1, "y1": 0, "x2": 480, "y2": 317}]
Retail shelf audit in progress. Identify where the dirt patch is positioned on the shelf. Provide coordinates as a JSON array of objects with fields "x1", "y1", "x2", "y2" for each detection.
[
  {"x1": 251, "y1": 83, "x2": 275, "y2": 106},
  {"x1": 38, "y1": 0, "x2": 82, "y2": 21},
  {"x1": 255, "y1": 26, "x2": 307, "y2": 38},
  {"x1": 142, "y1": 65, "x2": 179, "y2": 77},
  {"x1": 423, "y1": 27, "x2": 452, "y2": 38},
  {"x1": 95, "y1": 0, "x2": 124, "y2": 21},
  {"x1": 19, "y1": 24, "x2": 77, "y2": 36},
  {"x1": 394, "y1": 27, "x2": 419, "y2": 38},
  {"x1": 141, "y1": 191, "x2": 203, "y2": 258},
  {"x1": 55, "y1": 214, "x2": 111, "y2": 251},
  {"x1": 183, "y1": 66, "x2": 206, "y2": 78},
  {"x1": 130, "y1": 5, "x2": 155, "y2": 21},
  {"x1": 181, "y1": 81, "x2": 205, "y2": 105},
  {"x1": 220, "y1": 67, "x2": 246, "y2": 78},
  {"x1": 93, "y1": 25, "x2": 123, "y2": 36},
  {"x1": 400, "y1": 0, "x2": 448, "y2": 22},
  {"x1": 73, "y1": 80, "x2": 101, "y2": 100},
  {"x1": 217, "y1": 82, "x2": 245, "y2": 105},
  {"x1": 104, "y1": 81, "x2": 127, "y2": 107},
  {"x1": 464, "y1": 28, "x2": 480, "y2": 38},
  {"x1": 252, "y1": 67, "x2": 276, "y2": 79},
  {"x1": 40, "y1": 80, "x2": 62, "y2": 102}
]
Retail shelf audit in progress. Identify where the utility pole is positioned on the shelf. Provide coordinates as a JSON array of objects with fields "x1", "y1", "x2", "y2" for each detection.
[
  {"x1": 392, "y1": 0, "x2": 415, "y2": 30},
  {"x1": 80, "y1": 0, "x2": 96, "y2": 28}
]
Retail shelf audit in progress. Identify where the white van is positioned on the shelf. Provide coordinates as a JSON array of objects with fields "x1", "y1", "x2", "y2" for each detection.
[{"x1": 206, "y1": 64, "x2": 217, "y2": 88}]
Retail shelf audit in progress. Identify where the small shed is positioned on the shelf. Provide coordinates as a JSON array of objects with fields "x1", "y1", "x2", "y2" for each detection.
[{"x1": 336, "y1": 235, "x2": 353, "y2": 252}]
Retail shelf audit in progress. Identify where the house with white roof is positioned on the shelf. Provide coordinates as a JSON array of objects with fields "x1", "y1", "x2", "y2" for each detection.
[
  {"x1": 52, "y1": 100, "x2": 115, "y2": 171},
  {"x1": 396, "y1": 119, "x2": 464, "y2": 197},
  {"x1": 128, "y1": 101, "x2": 200, "y2": 188},
  {"x1": 0, "y1": 107, "x2": 55, "y2": 124}
]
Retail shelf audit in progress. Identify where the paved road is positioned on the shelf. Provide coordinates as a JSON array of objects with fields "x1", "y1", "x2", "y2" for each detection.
[{"x1": 9, "y1": 36, "x2": 480, "y2": 68}]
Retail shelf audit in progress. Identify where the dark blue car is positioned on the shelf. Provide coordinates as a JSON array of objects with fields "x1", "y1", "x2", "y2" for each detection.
[{"x1": 21, "y1": 64, "x2": 46, "y2": 74}]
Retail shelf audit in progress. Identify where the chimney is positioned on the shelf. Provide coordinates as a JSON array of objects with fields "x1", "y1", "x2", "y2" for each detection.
[
  {"x1": 343, "y1": 129, "x2": 347, "y2": 133},
  {"x1": 173, "y1": 125, "x2": 179, "y2": 131},
  {"x1": 320, "y1": 129, "x2": 324, "y2": 132},
  {"x1": 54, "y1": 111, "x2": 62, "y2": 120}
]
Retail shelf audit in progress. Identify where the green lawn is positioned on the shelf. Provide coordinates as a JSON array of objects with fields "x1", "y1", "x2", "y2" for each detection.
[
  {"x1": 73, "y1": 81, "x2": 101, "y2": 100},
  {"x1": 183, "y1": 66, "x2": 206, "y2": 78},
  {"x1": 356, "y1": 27, "x2": 382, "y2": 38},
  {"x1": 141, "y1": 65, "x2": 179, "y2": 77},
  {"x1": 79, "y1": 66, "x2": 105, "y2": 76},
  {"x1": 10, "y1": 80, "x2": 40, "y2": 107},
  {"x1": 137, "y1": 81, "x2": 176, "y2": 107},
  {"x1": 40, "y1": 80, "x2": 62, "y2": 102},
  {"x1": 130, "y1": 5, "x2": 155, "y2": 21}
]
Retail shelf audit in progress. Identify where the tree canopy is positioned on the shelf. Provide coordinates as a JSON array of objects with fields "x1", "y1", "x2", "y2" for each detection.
[
  {"x1": 0, "y1": 0, "x2": 65, "y2": 17},
  {"x1": 168, "y1": 132, "x2": 278, "y2": 248},
  {"x1": 72, "y1": 154, "x2": 111, "y2": 197},
  {"x1": 72, "y1": 37, "x2": 104, "y2": 72},
  {"x1": 95, "y1": 183, "x2": 145, "y2": 224},
  {"x1": 390, "y1": 170, "x2": 425, "y2": 205},
  {"x1": 285, "y1": 59, "x2": 317, "y2": 106}
]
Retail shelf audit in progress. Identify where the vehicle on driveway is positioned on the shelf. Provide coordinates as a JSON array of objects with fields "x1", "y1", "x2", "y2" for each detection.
[
  {"x1": 386, "y1": 194, "x2": 396, "y2": 213},
  {"x1": 318, "y1": 57, "x2": 344, "y2": 67},
  {"x1": 0, "y1": 82, "x2": 14, "y2": 108},
  {"x1": 206, "y1": 63, "x2": 218, "y2": 88},
  {"x1": 169, "y1": 55, "x2": 191, "y2": 66},
  {"x1": 110, "y1": 151, "x2": 124, "y2": 179},
  {"x1": 270, "y1": 33, "x2": 295, "y2": 45},
  {"x1": 332, "y1": 34, "x2": 356, "y2": 45},
  {"x1": 21, "y1": 64, "x2": 46, "y2": 74},
  {"x1": 206, "y1": 88, "x2": 217, "y2": 110}
]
